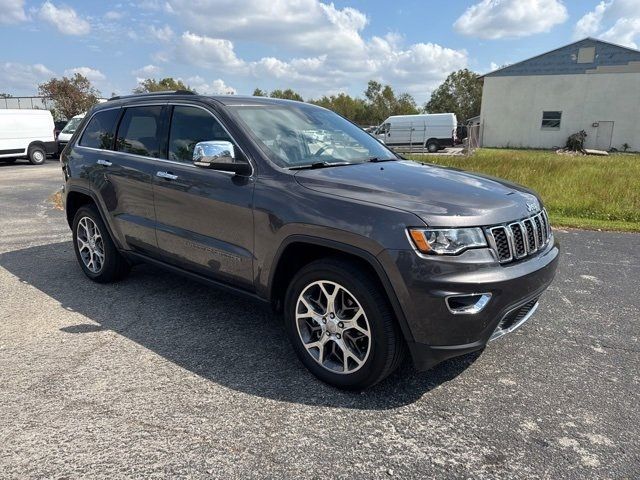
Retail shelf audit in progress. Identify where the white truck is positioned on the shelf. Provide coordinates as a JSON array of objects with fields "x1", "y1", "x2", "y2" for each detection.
[
  {"x1": 374, "y1": 113, "x2": 457, "y2": 152},
  {"x1": 0, "y1": 109, "x2": 57, "y2": 165},
  {"x1": 56, "y1": 113, "x2": 85, "y2": 154}
]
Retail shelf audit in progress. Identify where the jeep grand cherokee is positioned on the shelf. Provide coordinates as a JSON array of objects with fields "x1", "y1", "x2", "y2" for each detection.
[{"x1": 61, "y1": 91, "x2": 559, "y2": 390}]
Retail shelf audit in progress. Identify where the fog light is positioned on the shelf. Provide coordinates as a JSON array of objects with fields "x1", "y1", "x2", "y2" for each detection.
[{"x1": 445, "y1": 293, "x2": 492, "y2": 315}]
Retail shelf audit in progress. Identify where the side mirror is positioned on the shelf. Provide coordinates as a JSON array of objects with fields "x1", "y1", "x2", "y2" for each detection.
[{"x1": 193, "y1": 141, "x2": 251, "y2": 175}]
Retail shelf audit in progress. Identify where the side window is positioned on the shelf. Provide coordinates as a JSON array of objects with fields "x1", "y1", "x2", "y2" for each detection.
[
  {"x1": 168, "y1": 106, "x2": 232, "y2": 162},
  {"x1": 79, "y1": 109, "x2": 120, "y2": 149},
  {"x1": 541, "y1": 111, "x2": 562, "y2": 129},
  {"x1": 116, "y1": 106, "x2": 164, "y2": 158}
]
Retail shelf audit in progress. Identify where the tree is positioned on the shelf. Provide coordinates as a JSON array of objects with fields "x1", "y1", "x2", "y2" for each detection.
[
  {"x1": 269, "y1": 88, "x2": 304, "y2": 101},
  {"x1": 0, "y1": 93, "x2": 12, "y2": 98},
  {"x1": 310, "y1": 93, "x2": 369, "y2": 125},
  {"x1": 363, "y1": 80, "x2": 419, "y2": 124},
  {"x1": 133, "y1": 77, "x2": 193, "y2": 94},
  {"x1": 425, "y1": 69, "x2": 482, "y2": 123},
  {"x1": 38, "y1": 73, "x2": 101, "y2": 120},
  {"x1": 252, "y1": 88, "x2": 267, "y2": 97}
]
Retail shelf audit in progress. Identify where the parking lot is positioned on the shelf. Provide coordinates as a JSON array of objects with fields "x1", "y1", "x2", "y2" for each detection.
[{"x1": 0, "y1": 160, "x2": 638, "y2": 479}]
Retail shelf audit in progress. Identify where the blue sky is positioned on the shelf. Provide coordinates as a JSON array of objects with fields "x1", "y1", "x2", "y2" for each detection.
[{"x1": 1, "y1": 0, "x2": 639, "y2": 103}]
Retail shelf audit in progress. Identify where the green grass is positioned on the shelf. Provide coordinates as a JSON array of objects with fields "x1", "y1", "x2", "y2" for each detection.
[{"x1": 408, "y1": 148, "x2": 640, "y2": 232}]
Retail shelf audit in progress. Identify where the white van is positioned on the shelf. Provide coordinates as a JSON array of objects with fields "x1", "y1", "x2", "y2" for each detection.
[
  {"x1": 0, "y1": 109, "x2": 56, "y2": 165},
  {"x1": 374, "y1": 113, "x2": 457, "y2": 152},
  {"x1": 56, "y1": 113, "x2": 85, "y2": 153}
]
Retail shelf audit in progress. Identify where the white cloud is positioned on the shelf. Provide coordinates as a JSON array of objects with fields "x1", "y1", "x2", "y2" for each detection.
[
  {"x1": 176, "y1": 32, "x2": 245, "y2": 69},
  {"x1": 0, "y1": 62, "x2": 53, "y2": 94},
  {"x1": 574, "y1": 0, "x2": 640, "y2": 49},
  {"x1": 454, "y1": 0, "x2": 568, "y2": 39},
  {"x1": 161, "y1": 1, "x2": 467, "y2": 101},
  {"x1": 104, "y1": 10, "x2": 123, "y2": 20},
  {"x1": 38, "y1": 1, "x2": 90, "y2": 35},
  {"x1": 167, "y1": 0, "x2": 368, "y2": 55},
  {"x1": 0, "y1": 0, "x2": 27, "y2": 24},
  {"x1": 132, "y1": 64, "x2": 161, "y2": 76},
  {"x1": 147, "y1": 24, "x2": 174, "y2": 42},
  {"x1": 64, "y1": 67, "x2": 106, "y2": 81},
  {"x1": 186, "y1": 76, "x2": 237, "y2": 95}
]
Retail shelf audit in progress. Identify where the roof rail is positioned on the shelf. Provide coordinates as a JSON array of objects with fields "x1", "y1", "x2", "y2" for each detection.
[{"x1": 108, "y1": 90, "x2": 196, "y2": 101}]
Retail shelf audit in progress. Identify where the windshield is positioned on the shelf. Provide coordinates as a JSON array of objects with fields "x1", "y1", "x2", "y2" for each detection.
[
  {"x1": 61, "y1": 116, "x2": 84, "y2": 134},
  {"x1": 228, "y1": 104, "x2": 396, "y2": 168}
]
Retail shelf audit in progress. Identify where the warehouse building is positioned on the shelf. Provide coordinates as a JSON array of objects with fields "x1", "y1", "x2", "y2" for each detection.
[{"x1": 479, "y1": 38, "x2": 640, "y2": 151}]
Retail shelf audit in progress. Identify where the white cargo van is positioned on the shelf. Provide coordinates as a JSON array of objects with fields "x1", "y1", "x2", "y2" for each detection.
[
  {"x1": 374, "y1": 113, "x2": 457, "y2": 152},
  {"x1": 0, "y1": 109, "x2": 57, "y2": 165},
  {"x1": 56, "y1": 113, "x2": 85, "y2": 153}
]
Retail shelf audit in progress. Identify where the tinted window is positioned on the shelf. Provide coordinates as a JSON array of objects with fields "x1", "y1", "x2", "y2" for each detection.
[
  {"x1": 79, "y1": 109, "x2": 120, "y2": 149},
  {"x1": 116, "y1": 106, "x2": 164, "y2": 158},
  {"x1": 168, "y1": 106, "x2": 232, "y2": 162},
  {"x1": 541, "y1": 111, "x2": 562, "y2": 129}
]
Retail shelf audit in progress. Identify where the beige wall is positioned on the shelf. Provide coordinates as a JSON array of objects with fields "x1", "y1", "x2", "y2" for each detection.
[{"x1": 480, "y1": 72, "x2": 640, "y2": 151}]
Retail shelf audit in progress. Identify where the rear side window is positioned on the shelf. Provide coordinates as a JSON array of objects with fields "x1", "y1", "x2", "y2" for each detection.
[
  {"x1": 79, "y1": 109, "x2": 120, "y2": 149},
  {"x1": 168, "y1": 106, "x2": 232, "y2": 162},
  {"x1": 116, "y1": 106, "x2": 164, "y2": 158}
]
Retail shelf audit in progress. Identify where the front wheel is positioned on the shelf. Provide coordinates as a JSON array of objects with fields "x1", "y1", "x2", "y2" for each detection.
[{"x1": 284, "y1": 258, "x2": 405, "y2": 390}]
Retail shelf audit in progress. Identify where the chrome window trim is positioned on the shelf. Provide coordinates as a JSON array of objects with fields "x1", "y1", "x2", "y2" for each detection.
[{"x1": 73, "y1": 101, "x2": 254, "y2": 177}]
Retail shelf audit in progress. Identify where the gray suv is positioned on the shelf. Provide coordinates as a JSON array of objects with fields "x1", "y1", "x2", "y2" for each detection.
[{"x1": 61, "y1": 91, "x2": 559, "y2": 390}]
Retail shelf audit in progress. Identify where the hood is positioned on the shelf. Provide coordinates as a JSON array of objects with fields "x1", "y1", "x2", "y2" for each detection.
[{"x1": 294, "y1": 160, "x2": 542, "y2": 227}]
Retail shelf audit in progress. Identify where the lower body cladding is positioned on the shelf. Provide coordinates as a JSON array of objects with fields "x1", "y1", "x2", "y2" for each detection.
[{"x1": 378, "y1": 239, "x2": 559, "y2": 370}]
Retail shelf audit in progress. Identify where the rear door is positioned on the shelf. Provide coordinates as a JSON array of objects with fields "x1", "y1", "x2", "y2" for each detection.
[
  {"x1": 101, "y1": 104, "x2": 167, "y2": 254},
  {"x1": 152, "y1": 104, "x2": 255, "y2": 289}
]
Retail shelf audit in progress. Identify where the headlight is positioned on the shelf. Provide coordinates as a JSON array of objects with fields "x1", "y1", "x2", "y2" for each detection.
[{"x1": 408, "y1": 227, "x2": 487, "y2": 255}]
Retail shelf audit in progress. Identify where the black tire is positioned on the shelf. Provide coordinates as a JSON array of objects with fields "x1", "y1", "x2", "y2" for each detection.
[
  {"x1": 426, "y1": 140, "x2": 439, "y2": 153},
  {"x1": 28, "y1": 145, "x2": 46, "y2": 165},
  {"x1": 72, "y1": 204, "x2": 130, "y2": 283},
  {"x1": 284, "y1": 257, "x2": 405, "y2": 390}
]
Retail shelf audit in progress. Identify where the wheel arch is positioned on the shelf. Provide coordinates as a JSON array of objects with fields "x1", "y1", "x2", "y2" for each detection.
[
  {"x1": 65, "y1": 186, "x2": 123, "y2": 250},
  {"x1": 268, "y1": 235, "x2": 415, "y2": 343}
]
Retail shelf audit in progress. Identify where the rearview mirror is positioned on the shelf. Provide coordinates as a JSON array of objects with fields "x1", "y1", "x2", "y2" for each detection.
[{"x1": 193, "y1": 141, "x2": 251, "y2": 175}]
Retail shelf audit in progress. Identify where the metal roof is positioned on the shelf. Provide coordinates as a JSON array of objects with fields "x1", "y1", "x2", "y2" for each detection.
[{"x1": 482, "y1": 37, "x2": 640, "y2": 78}]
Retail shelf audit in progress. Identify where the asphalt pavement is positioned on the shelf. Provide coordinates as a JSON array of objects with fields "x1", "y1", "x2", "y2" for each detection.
[{"x1": 0, "y1": 160, "x2": 638, "y2": 479}]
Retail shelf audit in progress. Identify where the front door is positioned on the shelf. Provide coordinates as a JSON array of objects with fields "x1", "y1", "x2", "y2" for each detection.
[
  {"x1": 595, "y1": 121, "x2": 614, "y2": 151},
  {"x1": 152, "y1": 104, "x2": 255, "y2": 289}
]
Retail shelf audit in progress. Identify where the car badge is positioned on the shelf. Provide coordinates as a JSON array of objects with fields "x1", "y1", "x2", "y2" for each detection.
[{"x1": 526, "y1": 202, "x2": 538, "y2": 213}]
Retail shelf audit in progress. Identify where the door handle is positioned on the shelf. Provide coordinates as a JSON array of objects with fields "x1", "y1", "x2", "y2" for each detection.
[
  {"x1": 156, "y1": 171, "x2": 178, "y2": 180},
  {"x1": 97, "y1": 159, "x2": 112, "y2": 166}
]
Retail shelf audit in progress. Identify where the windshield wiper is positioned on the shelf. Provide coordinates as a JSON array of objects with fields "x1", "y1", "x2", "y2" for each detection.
[
  {"x1": 289, "y1": 161, "x2": 352, "y2": 170},
  {"x1": 367, "y1": 156, "x2": 397, "y2": 163}
]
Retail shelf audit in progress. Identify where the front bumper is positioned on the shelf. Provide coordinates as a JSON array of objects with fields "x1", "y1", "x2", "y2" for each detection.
[{"x1": 378, "y1": 238, "x2": 559, "y2": 370}]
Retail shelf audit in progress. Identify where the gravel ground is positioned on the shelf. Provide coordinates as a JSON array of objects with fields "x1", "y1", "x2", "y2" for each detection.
[{"x1": 0, "y1": 160, "x2": 638, "y2": 479}]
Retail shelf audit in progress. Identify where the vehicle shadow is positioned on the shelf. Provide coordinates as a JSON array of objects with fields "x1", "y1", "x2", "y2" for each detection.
[{"x1": 0, "y1": 240, "x2": 480, "y2": 410}]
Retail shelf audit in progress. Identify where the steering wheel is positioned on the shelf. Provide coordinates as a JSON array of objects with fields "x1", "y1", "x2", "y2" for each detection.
[{"x1": 313, "y1": 145, "x2": 330, "y2": 157}]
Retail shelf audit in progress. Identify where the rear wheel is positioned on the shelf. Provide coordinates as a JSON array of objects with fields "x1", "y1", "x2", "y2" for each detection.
[
  {"x1": 426, "y1": 140, "x2": 439, "y2": 153},
  {"x1": 28, "y1": 145, "x2": 46, "y2": 165},
  {"x1": 72, "y1": 204, "x2": 130, "y2": 282},
  {"x1": 284, "y1": 258, "x2": 405, "y2": 390}
]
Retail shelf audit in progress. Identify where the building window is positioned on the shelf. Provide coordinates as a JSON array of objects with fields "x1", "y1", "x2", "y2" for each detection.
[
  {"x1": 577, "y1": 47, "x2": 595, "y2": 63},
  {"x1": 541, "y1": 111, "x2": 562, "y2": 129}
]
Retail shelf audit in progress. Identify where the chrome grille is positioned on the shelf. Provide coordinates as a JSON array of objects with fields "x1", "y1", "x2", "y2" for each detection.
[{"x1": 486, "y1": 210, "x2": 552, "y2": 264}]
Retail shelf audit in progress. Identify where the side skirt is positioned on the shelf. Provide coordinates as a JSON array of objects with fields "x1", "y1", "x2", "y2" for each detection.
[{"x1": 124, "y1": 251, "x2": 270, "y2": 307}]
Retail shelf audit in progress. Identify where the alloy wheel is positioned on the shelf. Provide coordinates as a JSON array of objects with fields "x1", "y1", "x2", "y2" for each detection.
[
  {"x1": 295, "y1": 280, "x2": 372, "y2": 374},
  {"x1": 76, "y1": 216, "x2": 105, "y2": 273}
]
